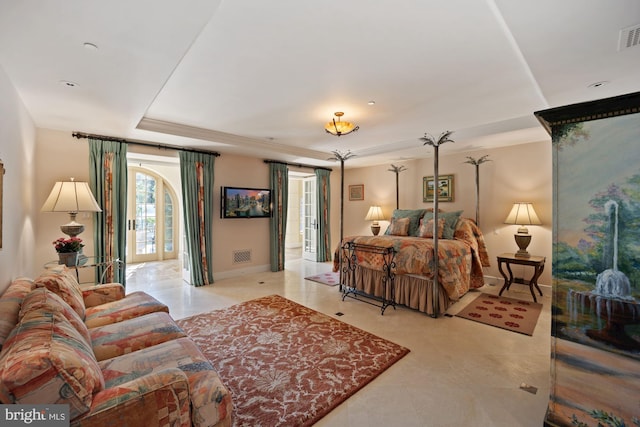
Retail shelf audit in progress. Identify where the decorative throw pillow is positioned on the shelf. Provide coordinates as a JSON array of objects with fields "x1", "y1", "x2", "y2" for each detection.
[
  {"x1": 0, "y1": 305, "x2": 104, "y2": 418},
  {"x1": 0, "y1": 278, "x2": 34, "y2": 350},
  {"x1": 384, "y1": 209, "x2": 425, "y2": 237},
  {"x1": 20, "y1": 287, "x2": 92, "y2": 346},
  {"x1": 417, "y1": 218, "x2": 445, "y2": 238},
  {"x1": 34, "y1": 269, "x2": 86, "y2": 320},
  {"x1": 421, "y1": 210, "x2": 463, "y2": 239},
  {"x1": 386, "y1": 217, "x2": 410, "y2": 236}
]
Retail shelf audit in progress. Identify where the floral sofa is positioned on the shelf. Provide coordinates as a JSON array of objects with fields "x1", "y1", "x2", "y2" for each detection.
[{"x1": 0, "y1": 268, "x2": 233, "y2": 427}]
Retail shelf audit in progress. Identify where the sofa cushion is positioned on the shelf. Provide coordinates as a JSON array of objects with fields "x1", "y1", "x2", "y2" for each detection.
[
  {"x1": 0, "y1": 305, "x2": 104, "y2": 418},
  {"x1": 34, "y1": 268, "x2": 86, "y2": 319},
  {"x1": 99, "y1": 337, "x2": 232, "y2": 427},
  {"x1": 20, "y1": 287, "x2": 92, "y2": 345},
  {"x1": 0, "y1": 278, "x2": 34, "y2": 350},
  {"x1": 90, "y1": 311, "x2": 187, "y2": 361},
  {"x1": 84, "y1": 291, "x2": 169, "y2": 328}
]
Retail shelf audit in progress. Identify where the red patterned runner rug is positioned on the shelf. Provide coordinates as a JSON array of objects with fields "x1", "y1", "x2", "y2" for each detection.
[
  {"x1": 176, "y1": 294, "x2": 409, "y2": 426},
  {"x1": 455, "y1": 293, "x2": 542, "y2": 336}
]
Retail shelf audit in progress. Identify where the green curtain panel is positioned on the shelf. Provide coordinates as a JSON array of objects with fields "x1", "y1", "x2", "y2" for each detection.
[
  {"x1": 269, "y1": 163, "x2": 289, "y2": 271},
  {"x1": 315, "y1": 168, "x2": 332, "y2": 262},
  {"x1": 179, "y1": 151, "x2": 215, "y2": 286},
  {"x1": 88, "y1": 138, "x2": 128, "y2": 285}
]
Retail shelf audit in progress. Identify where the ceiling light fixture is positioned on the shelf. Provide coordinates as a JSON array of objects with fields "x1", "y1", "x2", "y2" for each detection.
[{"x1": 325, "y1": 112, "x2": 359, "y2": 137}]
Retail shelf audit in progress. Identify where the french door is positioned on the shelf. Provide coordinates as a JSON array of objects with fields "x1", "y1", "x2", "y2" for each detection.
[
  {"x1": 302, "y1": 176, "x2": 317, "y2": 261},
  {"x1": 127, "y1": 167, "x2": 178, "y2": 263}
]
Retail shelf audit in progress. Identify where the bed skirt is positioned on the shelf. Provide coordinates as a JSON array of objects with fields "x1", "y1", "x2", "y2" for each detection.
[{"x1": 342, "y1": 266, "x2": 454, "y2": 316}]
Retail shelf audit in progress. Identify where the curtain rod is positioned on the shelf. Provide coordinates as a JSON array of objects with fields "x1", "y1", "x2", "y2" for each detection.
[
  {"x1": 264, "y1": 159, "x2": 332, "y2": 172},
  {"x1": 72, "y1": 132, "x2": 221, "y2": 157}
]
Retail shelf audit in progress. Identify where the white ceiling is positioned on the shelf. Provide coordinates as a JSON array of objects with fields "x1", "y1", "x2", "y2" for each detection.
[{"x1": 1, "y1": 0, "x2": 639, "y2": 168}]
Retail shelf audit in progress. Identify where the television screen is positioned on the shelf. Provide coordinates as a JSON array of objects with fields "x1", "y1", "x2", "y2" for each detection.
[{"x1": 221, "y1": 187, "x2": 271, "y2": 218}]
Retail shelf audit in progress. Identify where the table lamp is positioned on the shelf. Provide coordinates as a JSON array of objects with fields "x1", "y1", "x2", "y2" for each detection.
[
  {"x1": 41, "y1": 178, "x2": 102, "y2": 237},
  {"x1": 504, "y1": 202, "x2": 541, "y2": 258},
  {"x1": 365, "y1": 205, "x2": 385, "y2": 235}
]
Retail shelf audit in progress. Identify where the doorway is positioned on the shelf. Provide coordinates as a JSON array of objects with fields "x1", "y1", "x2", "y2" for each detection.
[
  {"x1": 286, "y1": 172, "x2": 319, "y2": 263},
  {"x1": 126, "y1": 166, "x2": 179, "y2": 263}
]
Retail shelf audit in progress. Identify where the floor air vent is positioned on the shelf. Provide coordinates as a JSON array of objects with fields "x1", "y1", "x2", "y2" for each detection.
[
  {"x1": 619, "y1": 24, "x2": 640, "y2": 50},
  {"x1": 233, "y1": 249, "x2": 252, "y2": 264}
]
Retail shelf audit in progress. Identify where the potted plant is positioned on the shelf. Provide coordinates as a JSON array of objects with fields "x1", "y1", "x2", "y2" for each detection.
[{"x1": 53, "y1": 237, "x2": 84, "y2": 266}]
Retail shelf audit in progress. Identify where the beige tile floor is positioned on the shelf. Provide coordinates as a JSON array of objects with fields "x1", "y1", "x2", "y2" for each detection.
[{"x1": 126, "y1": 257, "x2": 552, "y2": 427}]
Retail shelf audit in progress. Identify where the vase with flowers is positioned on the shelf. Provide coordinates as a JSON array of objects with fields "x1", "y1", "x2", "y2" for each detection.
[{"x1": 53, "y1": 237, "x2": 84, "y2": 266}]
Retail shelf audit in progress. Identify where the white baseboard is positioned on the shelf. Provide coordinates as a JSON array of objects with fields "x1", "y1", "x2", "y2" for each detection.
[
  {"x1": 483, "y1": 274, "x2": 551, "y2": 290},
  {"x1": 214, "y1": 264, "x2": 271, "y2": 281}
]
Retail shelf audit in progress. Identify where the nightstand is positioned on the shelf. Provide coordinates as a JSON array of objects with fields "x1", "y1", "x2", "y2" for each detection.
[{"x1": 497, "y1": 253, "x2": 545, "y2": 303}]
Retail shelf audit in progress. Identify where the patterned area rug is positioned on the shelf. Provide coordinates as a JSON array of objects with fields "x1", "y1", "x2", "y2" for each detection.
[
  {"x1": 176, "y1": 295, "x2": 409, "y2": 426},
  {"x1": 304, "y1": 271, "x2": 340, "y2": 286},
  {"x1": 455, "y1": 293, "x2": 542, "y2": 336}
]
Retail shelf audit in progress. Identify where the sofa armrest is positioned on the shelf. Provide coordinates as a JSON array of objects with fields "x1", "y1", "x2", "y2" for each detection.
[
  {"x1": 73, "y1": 368, "x2": 191, "y2": 427},
  {"x1": 82, "y1": 283, "x2": 125, "y2": 308}
]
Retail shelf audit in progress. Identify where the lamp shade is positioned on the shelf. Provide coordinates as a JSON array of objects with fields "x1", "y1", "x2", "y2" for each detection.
[
  {"x1": 42, "y1": 179, "x2": 101, "y2": 237},
  {"x1": 41, "y1": 180, "x2": 102, "y2": 213},
  {"x1": 504, "y1": 202, "x2": 541, "y2": 258},
  {"x1": 504, "y1": 202, "x2": 541, "y2": 226},
  {"x1": 365, "y1": 205, "x2": 385, "y2": 221}
]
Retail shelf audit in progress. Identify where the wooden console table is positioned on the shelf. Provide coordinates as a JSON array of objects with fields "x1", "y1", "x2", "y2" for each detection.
[
  {"x1": 497, "y1": 253, "x2": 545, "y2": 303},
  {"x1": 340, "y1": 241, "x2": 396, "y2": 315}
]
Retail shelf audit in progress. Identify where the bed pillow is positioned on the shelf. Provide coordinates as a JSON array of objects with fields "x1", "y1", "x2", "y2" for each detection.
[
  {"x1": 385, "y1": 209, "x2": 425, "y2": 236},
  {"x1": 417, "y1": 218, "x2": 445, "y2": 238},
  {"x1": 386, "y1": 217, "x2": 410, "y2": 236},
  {"x1": 422, "y1": 210, "x2": 463, "y2": 239}
]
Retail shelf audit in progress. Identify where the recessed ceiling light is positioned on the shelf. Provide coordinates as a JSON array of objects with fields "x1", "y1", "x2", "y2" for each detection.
[
  {"x1": 367, "y1": 100, "x2": 376, "y2": 105},
  {"x1": 83, "y1": 42, "x2": 98, "y2": 50},
  {"x1": 588, "y1": 81, "x2": 609, "y2": 88},
  {"x1": 59, "y1": 80, "x2": 79, "y2": 88}
]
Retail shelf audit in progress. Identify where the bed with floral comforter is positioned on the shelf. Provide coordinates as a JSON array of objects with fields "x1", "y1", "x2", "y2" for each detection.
[{"x1": 333, "y1": 215, "x2": 490, "y2": 315}]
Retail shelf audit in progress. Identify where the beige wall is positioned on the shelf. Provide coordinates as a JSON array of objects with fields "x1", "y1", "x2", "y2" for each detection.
[
  {"x1": 35, "y1": 129, "x2": 95, "y2": 274},
  {"x1": 29, "y1": 123, "x2": 551, "y2": 286},
  {"x1": 341, "y1": 140, "x2": 553, "y2": 286},
  {"x1": 0, "y1": 66, "x2": 37, "y2": 292}
]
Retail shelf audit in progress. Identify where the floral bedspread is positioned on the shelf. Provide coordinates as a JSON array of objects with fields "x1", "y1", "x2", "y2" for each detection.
[{"x1": 334, "y1": 218, "x2": 490, "y2": 300}]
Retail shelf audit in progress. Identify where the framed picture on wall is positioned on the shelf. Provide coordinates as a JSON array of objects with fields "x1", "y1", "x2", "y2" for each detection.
[
  {"x1": 423, "y1": 174, "x2": 454, "y2": 202},
  {"x1": 349, "y1": 184, "x2": 364, "y2": 201}
]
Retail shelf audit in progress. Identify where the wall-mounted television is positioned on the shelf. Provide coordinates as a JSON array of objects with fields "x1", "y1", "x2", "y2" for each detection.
[{"x1": 221, "y1": 187, "x2": 272, "y2": 218}]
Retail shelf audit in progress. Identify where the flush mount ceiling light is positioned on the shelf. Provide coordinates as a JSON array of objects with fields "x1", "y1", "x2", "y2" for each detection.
[{"x1": 325, "y1": 112, "x2": 359, "y2": 137}]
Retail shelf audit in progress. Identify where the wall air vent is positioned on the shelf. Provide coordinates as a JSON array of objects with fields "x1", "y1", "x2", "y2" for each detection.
[
  {"x1": 619, "y1": 24, "x2": 640, "y2": 51},
  {"x1": 233, "y1": 249, "x2": 252, "y2": 264}
]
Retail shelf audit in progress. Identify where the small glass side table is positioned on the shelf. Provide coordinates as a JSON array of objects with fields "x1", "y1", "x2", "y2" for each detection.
[{"x1": 44, "y1": 256, "x2": 124, "y2": 284}]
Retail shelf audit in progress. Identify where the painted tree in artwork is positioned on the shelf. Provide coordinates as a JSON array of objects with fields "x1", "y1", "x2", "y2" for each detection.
[
  {"x1": 555, "y1": 173, "x2": 640, "y2": 292},
  {"x1": 552, "y1": 122, "x2": 590, "y2": 148}
]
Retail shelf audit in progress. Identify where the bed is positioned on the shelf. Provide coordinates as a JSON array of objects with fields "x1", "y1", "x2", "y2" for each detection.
[{"x1": 333, "y1": 209, "x2": 490, "y2": 316}]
